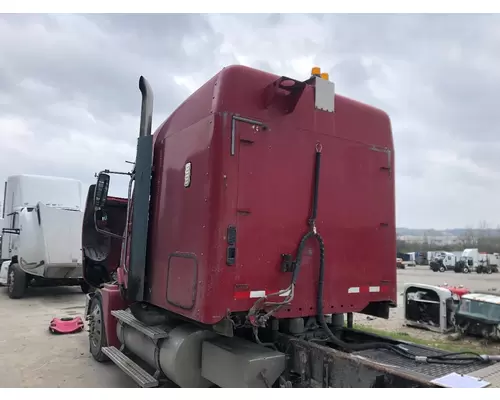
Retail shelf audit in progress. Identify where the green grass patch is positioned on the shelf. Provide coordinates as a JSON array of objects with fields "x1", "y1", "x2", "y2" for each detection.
[{"x1": 352, "y1": 323, "x2": 499, "y2": 354}]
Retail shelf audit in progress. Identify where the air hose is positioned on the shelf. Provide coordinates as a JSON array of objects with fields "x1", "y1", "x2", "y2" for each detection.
[{"x1": 292, "y1": 142, "x2": 493, "y2": 366}]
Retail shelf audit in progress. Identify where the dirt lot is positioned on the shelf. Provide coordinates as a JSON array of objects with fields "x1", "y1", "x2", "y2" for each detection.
[
  {"x1": 0, "y1": 266, "x2": 499, "y2": 388},
  {"x1": 0, "y1": 286, "x2": 135, "y2": 388}
]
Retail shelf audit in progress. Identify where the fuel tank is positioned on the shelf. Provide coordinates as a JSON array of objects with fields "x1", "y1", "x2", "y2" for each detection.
[{"x1": 116, "y1": 316, "x2": 217, "y2": 388}]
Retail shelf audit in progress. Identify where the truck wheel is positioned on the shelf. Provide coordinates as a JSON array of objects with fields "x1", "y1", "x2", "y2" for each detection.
[
  {"x1": 487, "y1": 268, "x2": 493, "y2": 275},
  {"x1": 88, "y1": 292, "x2": 109, "y2": 363},
  {"x1": 463, "y1": 266, "x2": 470, "y2": 274},
  {"x1": 7, "y1": 263, "x2": 27, "y2": 299},
  {"x1": 439, "y1": 266, "x2": 445, "y2": 272}
]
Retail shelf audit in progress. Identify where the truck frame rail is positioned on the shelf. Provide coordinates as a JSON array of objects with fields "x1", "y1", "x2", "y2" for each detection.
[{"x1": 276, "y1": 328, "x2": 497, "y2": 388}]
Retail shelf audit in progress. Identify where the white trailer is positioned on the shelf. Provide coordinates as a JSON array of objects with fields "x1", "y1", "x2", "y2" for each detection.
[
  {"x1": 0, "y1": 174, "x2": 87, "y2": 298},
  {"x1": 488, "y1": 253, "x2": 500, "y2": 266},
  {"x1": 404, "y1": 252, "x2": 416, "y2": 267}
]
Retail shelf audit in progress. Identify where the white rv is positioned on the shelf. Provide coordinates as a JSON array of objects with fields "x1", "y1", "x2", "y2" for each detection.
[{"x1": 0, "y1": 174, "x2": 87, "y2": 298}]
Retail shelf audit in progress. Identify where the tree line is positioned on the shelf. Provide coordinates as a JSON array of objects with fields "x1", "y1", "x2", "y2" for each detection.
[{"x1": 397, "y1": 221, "x2": 500, "y2": 254}]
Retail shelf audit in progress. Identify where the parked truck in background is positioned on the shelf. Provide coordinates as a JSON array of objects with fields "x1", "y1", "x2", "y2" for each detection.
[
  {"x1": 430, "y1": 251, "x2": 457, "y2": 272},
  {"x1": 487, "y1": 253, "x2": 500, "y2": 272},
  {"x1": 0, "y1": 174, "x2": 88, "y2": 298}
]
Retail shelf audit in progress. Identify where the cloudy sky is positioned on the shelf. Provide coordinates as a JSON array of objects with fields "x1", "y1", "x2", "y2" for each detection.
[{"x1": 0, "y1": 13, "x2": 499, "y2": 229}]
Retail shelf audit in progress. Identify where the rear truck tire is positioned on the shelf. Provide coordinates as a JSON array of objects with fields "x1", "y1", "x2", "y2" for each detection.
[
  {"x1": 487, "y1": 267, "x2": 493, "y2": 275},
  {"x1": 88, "y1": 291, "x2": 109, "y2": 363},
  {"x1": 7, "y1": 263, "x2": 27, "y2": 299}
]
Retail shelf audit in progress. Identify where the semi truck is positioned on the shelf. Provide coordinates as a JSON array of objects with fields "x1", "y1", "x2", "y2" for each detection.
[
  {"x1": 82, "y1": 65, "x2": 500, "y2": 388},
  {"x1": 0, "y1": 174, "x2": 87, "y2": 298},
  {"x1": 430, "y1": 251, "x2": 457, "y2": 272}
]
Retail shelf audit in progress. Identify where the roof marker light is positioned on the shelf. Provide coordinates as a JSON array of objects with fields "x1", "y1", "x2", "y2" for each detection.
[{"x1": 311, "y1": 66, "x2": 321, "y2": 76}]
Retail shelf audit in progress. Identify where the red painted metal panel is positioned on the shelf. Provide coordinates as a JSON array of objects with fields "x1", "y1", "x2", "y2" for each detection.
[{"x1": 145, "y1": 65, "x2": 396, "y2": 325}]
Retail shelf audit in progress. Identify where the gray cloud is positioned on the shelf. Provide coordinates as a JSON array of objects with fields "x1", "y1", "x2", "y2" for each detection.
[{"x1": 1, "y1": 13, "x2": 500, "y2": 229}]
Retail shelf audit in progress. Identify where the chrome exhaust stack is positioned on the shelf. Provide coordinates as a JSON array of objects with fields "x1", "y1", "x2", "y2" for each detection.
[{"x1": 138, "y1": 76, "x2": 154, "y2": 137}]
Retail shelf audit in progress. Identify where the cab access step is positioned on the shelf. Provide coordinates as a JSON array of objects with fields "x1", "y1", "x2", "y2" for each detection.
[{"x1": 102, "y1": 309, "x2": 170, "y2": 388}]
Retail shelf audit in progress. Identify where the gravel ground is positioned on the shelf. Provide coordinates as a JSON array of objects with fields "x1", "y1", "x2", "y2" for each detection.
[
  {"x1": 0, "y1": 286, "x2": 135, "y2": 388},
  {"x1": 0, "y1": 265, "x2": 499, "y2": 387},
  {"x1": 354, "y1": 265, "x2": 500, "y2": 343}
]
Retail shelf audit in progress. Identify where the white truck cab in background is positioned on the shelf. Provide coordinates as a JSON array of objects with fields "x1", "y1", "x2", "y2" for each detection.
[
  {"x1": 462, "y1": 248, "x2": 479, "y2": 270},
  {"x1": 0, "y1": 174, "x2": 88, "y2": 298}
]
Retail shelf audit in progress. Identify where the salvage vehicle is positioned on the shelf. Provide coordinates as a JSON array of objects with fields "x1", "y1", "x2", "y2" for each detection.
[
  {"x1": 82, "y1": 65, "x2": 500, "y2": 388},
  {"x1": 454, "y1": 292, "x2": 500, "y2": 341},
  {"x1": 0, "y1": 174, "x2": 87, "y2": 298},
  {"x1": 404, "y1": 283, "x2": 470, "y2": 334}
]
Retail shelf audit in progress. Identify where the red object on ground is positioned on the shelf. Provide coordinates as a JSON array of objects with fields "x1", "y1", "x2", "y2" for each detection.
[
  {"x1": 439, "y1": 284, "x2": 470, "y2": 298},
  {"x1": 49, "y1": 316, "x2": 85, "y2": 334},
  {"x1": 448, "y1": 286, "x2": 470, "y2": 298}
]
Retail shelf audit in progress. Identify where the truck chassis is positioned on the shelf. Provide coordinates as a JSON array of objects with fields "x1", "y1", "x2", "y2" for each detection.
[{"x1": 84, "y1": 291, "x2": 499, "y2": 388}]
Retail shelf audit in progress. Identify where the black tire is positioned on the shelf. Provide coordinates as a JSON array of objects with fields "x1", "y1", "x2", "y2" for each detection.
[
  {"x1": 463, "y1": 266, "x2": 470, "y2": 274},
  {"x1": 88, "y1": 291, "x2": 109, "y2": 362},
  {"x1": 439, "y1": 266, "x2": 445, "y2": 272},
  {"x1": 487, "y1": 268, "x2": 493, "y2": 275},
  {"x1": 7, "y1": 263, "x2": 27, "y2": 299}
]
